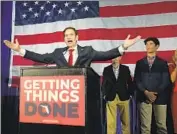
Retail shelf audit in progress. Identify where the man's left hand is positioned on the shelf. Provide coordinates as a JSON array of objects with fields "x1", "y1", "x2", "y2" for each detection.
[{"x1": 123, "y1": 35, "x2": 141, "y2": 49}]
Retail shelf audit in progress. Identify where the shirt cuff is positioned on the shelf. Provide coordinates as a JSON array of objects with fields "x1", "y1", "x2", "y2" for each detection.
[
  {"x1": 19, "y1": 48, "x2": 26, "y2": 57},
  {"x1": 118, "y1": 45, "x2": 125, "y2": 55}
]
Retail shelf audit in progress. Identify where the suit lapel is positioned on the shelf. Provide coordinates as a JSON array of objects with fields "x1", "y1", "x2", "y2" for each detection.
[
  {"x1": 74, "y1": 45, "x2": 84, "y2": 66},
  {"x1": 116, "y1": 65, "x2": 122, "y2": 82},
  {"x1": 110, "y1": 65, "x2": 117, "y2": 82},
  {"x1": 143, "y1": 57, "x2": 150, "y2": 71},
  {"x1": 143, "y1": 56, "x2": 149, "y2": 66},
  {"x1": 60, "y1": 47, "x2": 68, "y2": 65},
  {"x1": 150, "y1": 56, "x2": 159, "y2": 71}
]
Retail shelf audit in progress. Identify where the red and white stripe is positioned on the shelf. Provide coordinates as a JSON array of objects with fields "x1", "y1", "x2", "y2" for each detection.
[{"x1": 10, "y1": 1, "x2": 177, "y2": 87}]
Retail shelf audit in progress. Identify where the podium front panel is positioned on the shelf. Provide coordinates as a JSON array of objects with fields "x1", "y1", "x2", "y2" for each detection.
[{"x1": 18, "y1": 67, "x2": 104, "y2": 134}]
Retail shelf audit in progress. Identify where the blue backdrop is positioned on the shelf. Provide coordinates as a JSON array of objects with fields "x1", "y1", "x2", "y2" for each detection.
[{"x1": 1, "y1": 1, "x2": 12, "y2": 96}]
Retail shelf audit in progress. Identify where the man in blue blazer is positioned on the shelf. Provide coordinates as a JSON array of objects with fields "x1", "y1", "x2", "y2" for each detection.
[
  {"x1": 134, "y1": 37, "x2": 171, "y2": 134},
  {"x1": 4, "y1": 27, "x2": 141, "y2": 66}
]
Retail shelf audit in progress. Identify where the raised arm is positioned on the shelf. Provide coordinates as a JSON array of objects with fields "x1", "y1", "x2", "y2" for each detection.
[
  {"x1": 91, "y1": 35, "x2": 141, "y2": 61},
  {"x1": 4, "y1": 39, "x2": 55, "y2": 64},
  {"x1": 91, "y1": 46, "x2": 124, "y2": 61}
]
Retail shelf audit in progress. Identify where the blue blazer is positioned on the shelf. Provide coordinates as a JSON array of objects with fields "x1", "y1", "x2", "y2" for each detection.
[{"x1": 134, "y1": 56, "x2": 171, "y2": 104}]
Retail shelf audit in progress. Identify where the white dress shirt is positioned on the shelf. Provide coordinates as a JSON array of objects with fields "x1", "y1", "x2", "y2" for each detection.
[
  {"x1": 112, "y1": 65, "x2": 119, "y2": 79},
  {"x1": 19, "y1": 45, "x2": 125, "y2": 65}
]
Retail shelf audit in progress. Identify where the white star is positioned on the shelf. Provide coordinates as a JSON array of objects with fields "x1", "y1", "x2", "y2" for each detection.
[
  {"x1": 22, "y1": 14, "x2": 27, "y2": 18},
  {"x1": 23, "y1": 2, "x2": 27, "y2": 6},
  {"x1": 28, "y1": 7, "x2": 33, "y2": 12},
  {"x1": 34, "y1": 1, "x2": 39, "y2": 5},
  {"x1": 34, "y1": 12, "x2": 39, "y2": 17},
  {"x1": 58, "y1": 9, "x2": 62, "y2": 14},
  {"x1": 46, "y1": 11, "x2": 51, "y2": 16},
  {"x1": 84, "y1": 6, "x2": 89, "y2": 11},
  {"x1": 77, "y1": 1, "x2": 82, "y2": 6},
  {"x1": 47, "y1": 1, "x2": 50, "y2": 4},
  {"x1": 71, "y1": 8, "x2": 76, "y2": 13},
  {"x1": 40, "y1": 6, "x2": 44, "y2": 10},
  {"x1": 64, "y1": 2, "x2": 69, "y2": 7},
  {"x1": 52, "y1": 4, "x2": 57, "y2": 9}
]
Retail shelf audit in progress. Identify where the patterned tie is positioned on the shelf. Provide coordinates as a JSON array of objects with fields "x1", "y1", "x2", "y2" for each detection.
[
  {"x1": 68, "y1": 49, "x2": 74, "y2": 66},
  {"x1": 147, "y1": 56, "x2": 155, "y2": 69}
]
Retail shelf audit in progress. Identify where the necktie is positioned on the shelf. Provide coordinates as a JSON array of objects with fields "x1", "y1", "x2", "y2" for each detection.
[
  {"x1": 148, "y1": 57, "x2": 154, "y2": 69},
  {"x1": 68, "y1": 49, "x2": 74, "y2": 66}
]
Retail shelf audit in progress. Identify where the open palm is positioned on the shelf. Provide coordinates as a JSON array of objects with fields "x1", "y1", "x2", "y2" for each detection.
[
  {"x1": 3, "y1": 39, "x2": 20, "y2": 52},
  {"x1": 123, "y1": 35, "x2": 141, "y2": 49}
]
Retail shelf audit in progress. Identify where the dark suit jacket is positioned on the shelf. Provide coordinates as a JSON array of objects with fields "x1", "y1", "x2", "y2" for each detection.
[
  {"x1": 101, "y1": 64, "x2": 134, "y2": 101},
  {"x1": 134, "y1": 56, "x2": 171, "y2": 104},
  {"x1": 24, "y1": 45, "x2": 122, "y2": 67}
]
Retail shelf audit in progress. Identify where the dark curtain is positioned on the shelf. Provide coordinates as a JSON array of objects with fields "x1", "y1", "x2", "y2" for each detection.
[{"x1": 1, "y1": 1, "x2": 19, "y2": 134}]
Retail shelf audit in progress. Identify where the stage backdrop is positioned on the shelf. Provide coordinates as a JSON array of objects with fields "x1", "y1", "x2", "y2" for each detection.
[
  {"x1": 2, "y1": 1, "x2": 177, "y2": 134},
  {"x1": 7, "y1": 0, "x2": 177, "y2": 88}
]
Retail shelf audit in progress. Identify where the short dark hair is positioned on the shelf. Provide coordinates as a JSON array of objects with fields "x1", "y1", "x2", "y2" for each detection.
[
  {"x1": 63, "y1": 27, "x2": 78, "y2": 36},
  {"x1": 144, "y1": 37, "x2": 160, "y2": 46}
]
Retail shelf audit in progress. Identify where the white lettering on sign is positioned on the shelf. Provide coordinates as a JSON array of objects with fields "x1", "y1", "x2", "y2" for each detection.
[
  {"x1": 23, "y1": 79, "x2": 80, "y2": 90},
  {"x1": 23, "y1": 78, "x2": 82, "y2": 103}
]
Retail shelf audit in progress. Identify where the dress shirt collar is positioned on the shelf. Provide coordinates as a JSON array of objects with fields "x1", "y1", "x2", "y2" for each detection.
[
  {"x1": 112, "y1": 64, "x2": 120, "y2": 70},
  {"x1": 68, "y1": 45, "x2": 78, "y2": 52},
  {"x1": 147, "y1": 55, "x2": 156, "y2": 60}
]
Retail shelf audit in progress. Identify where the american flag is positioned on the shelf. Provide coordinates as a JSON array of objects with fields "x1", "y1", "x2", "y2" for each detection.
[{"x1": 10, "y1": 1, "x2": 177, "y2": 87}]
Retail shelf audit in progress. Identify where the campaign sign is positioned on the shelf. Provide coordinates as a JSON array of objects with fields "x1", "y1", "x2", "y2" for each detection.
[{"x1": 19, "y1": 76, "x2": 85, "y2": 126}]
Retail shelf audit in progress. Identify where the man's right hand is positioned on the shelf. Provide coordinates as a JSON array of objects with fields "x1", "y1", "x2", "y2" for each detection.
[
  {"x1": 3, "y1": 39, "x2": 21, "y2": 52},
  {"x1": 144, "y1": 90, "x2": 157, "y2": 102}
]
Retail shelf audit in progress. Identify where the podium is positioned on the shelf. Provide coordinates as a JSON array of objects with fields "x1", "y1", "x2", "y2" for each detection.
[{"x1": 18, "y1": 67, "x2": 105, "y2": 134}]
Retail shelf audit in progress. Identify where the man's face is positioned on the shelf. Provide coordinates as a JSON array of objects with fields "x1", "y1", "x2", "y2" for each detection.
[
  {"x1": 64, "y1": 29, "x2": 78, "y2": 48},
  {"x1": 112, "y1": 56, "x2": 122, "y2": 64},
  {"x1": 145, "y1": 41, "x2": 159, "y2": 53}
]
